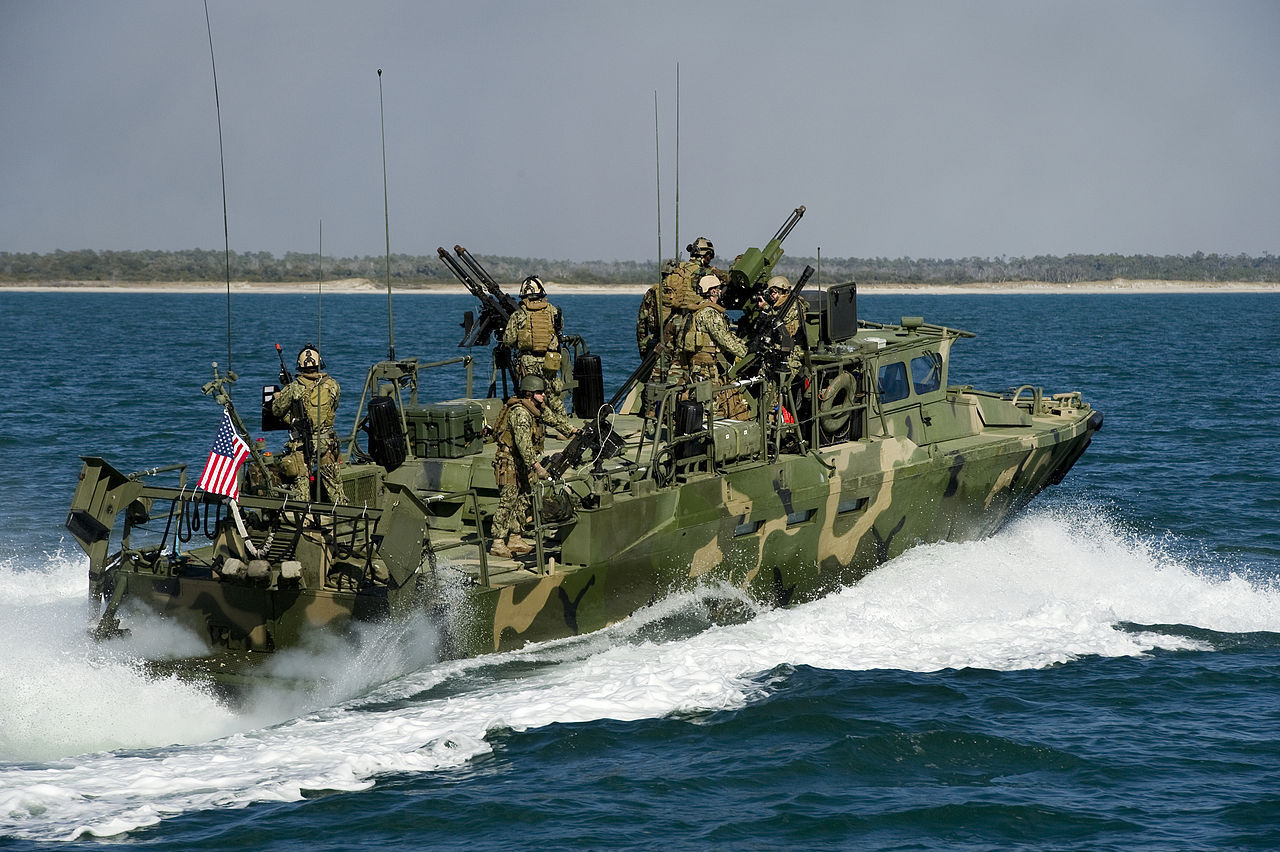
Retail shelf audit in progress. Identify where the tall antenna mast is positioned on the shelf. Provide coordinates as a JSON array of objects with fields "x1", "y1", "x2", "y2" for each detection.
[
  {"x1": 203, "y1": 0, "x2": 232, "y2": 374},
  {"x1": 654, "y1": 91, "x2": 662, "y2": 269},
  {"x1": 674, "y1": 62, "x2": 680, "y2": 262},
  {"x1": 654, "y1": 91, "x2": 664, "y2": 352},
  {"x1": 378, "y1": 68, "x2": 396, "y2": 360},
  {"x1": 317, "y1": 219, "x2": 324, "y2": 350}
]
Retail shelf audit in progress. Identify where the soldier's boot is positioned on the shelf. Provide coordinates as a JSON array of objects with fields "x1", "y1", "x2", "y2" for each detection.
[
  {"x1": 506, "y1": 535, "x2": 534, "y2": 556},
  {"x1": 489, "y1": 539, "x2": 513, "y2": 559}
]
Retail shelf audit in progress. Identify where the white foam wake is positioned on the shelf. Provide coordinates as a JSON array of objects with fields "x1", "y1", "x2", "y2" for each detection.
[{"x1": 1, "y1": 507, "x2": 1276, "y2": 840}]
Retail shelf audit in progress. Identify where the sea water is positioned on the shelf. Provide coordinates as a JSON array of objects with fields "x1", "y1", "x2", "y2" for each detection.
[{"x1": 0, "y1": 291, "x2": 1277, "y2": 850}]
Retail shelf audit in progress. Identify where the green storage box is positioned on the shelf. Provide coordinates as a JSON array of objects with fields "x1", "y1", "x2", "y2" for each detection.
[{"x1": 404, "y1": 402, "x2": 485, "y2": 458}]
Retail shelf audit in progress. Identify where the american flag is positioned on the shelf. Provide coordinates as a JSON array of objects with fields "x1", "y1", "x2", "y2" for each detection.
[{"x1": 197, "y1": 409, "x2": 250, "y2": 500}]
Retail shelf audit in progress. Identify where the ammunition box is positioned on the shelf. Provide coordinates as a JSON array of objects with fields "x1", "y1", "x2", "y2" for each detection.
[
  {"x1": 404, "y1": 402, "x2": 485, "y2": 458},
  {"x1": 712, "y1": 418, "x2": 763, "y2": 464}
]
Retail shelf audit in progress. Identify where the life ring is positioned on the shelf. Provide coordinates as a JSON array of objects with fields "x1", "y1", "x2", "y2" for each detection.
[{"x1": 818, "y1": 371, "x2": 856, "y2": 435}]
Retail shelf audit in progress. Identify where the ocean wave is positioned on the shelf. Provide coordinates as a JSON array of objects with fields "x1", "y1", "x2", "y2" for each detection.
[{"x1": 2, "y1": 505, "x2": 1277, "y2": 840}]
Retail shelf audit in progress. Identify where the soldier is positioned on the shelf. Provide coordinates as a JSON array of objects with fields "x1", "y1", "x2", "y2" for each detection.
[
  {"x1": 271, "y1": 344, "x2": 347, "y2": 503},
  {"x1": 661, "y1": 236, "x2": 724, "y2": 314},
  {"x1": 636, "y1": 259, "x2": 678, "y2": 356},
  {"x1": 489, "y1": 373, "x2": 551, "y2": 558},
  {"x1": 677, "y1": 274, "x2": 752, "y2": 420},
  {"x1": 760, "y1": 274, "x2": 808, "y2": 373},
  {"x1": 503, "y1": 275, "x2": 576, "y2": 436},
  {"x1": 638, "y1": 242, "x2": 722, "y2": 417},
  {"x1": 754, "y1": 275, "x2": 809, "y2": 428}
]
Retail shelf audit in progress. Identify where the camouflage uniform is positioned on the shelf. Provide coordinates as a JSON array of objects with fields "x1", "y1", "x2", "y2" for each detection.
[
  {"x1": 775, "y1": 295, "x2": 809, "y2": 373},
  {"x1": 271, "y1": 371, "x2": 348, "y2": 503},
  {"x1": 677, "y1": 300, "x2": 752, "y2": 420},
  {"x1": 503, "y1": 297, "x2": 575, "y2": 434},
  {"x1": 759, "y1": 295, "x2": 810, "y2": 425},
  {"x1": 638, "y1": 259, "x2": 724, "y2": 416},
  {"x1": 490, "y1": 396, "x2": 546, "y2": 551},
  {"x1": 636, "y1": 282, "x2": 662, "y2": 355}
]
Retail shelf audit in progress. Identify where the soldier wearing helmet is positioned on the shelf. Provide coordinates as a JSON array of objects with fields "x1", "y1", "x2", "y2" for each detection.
[
  {"x1": 673, "y1": 274, "x2": 751, "y2": 420},
  {"x1": 659, "y1": 236, "x2": 725, "y2": 318},
  {"x1": 503, "y1": 275, "x2": 575, "y2": 436},
  {"x1": 637, "y1": 237, "x2": 728, "y2": 417},
  {"x1": 489, "y1": 373, "x2": 551, "y2": 558},
  {"x1": 759, "y1": 274, "x2": 808, "y2": 372},
  {"x1": 270, "y1": 344, "x2": 348, "y2": 503}
]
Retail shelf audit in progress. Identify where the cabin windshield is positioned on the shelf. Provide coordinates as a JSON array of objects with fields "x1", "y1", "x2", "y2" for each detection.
[
  {"x1": 878, "y1": 362, "x2": 910, "y2": 403},
  {"x1": 911, "y1": 352, "x2": 943, "y2": 394}
]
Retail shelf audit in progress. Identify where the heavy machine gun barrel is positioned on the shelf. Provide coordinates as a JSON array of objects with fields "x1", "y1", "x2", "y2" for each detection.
[
  {"x1": 725, "y1": 204, "x2": 805, "y2": 308},
  {"x1": 455, "y1": 245, "x2": 521, "y2": 316},
  {"x1": 439, "y1": 246, "x2": 511, "y2": 347}
]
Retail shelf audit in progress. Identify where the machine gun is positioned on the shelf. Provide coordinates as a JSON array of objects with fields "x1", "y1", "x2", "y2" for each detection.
[
  {"x1": 730, "y1": 264, "x2": 815, "y2": 379},
  {"x1": 543, "y1": 338, "x2": 663, "y2": 480},
  {"x1": 455, "y1": 245, "x2": 521, "y2": 316},
  {"x1": 723, "y1": 204, "x2": 805, "y2": 309},
  {"x1": 438, "y1": 247, "x2": 514, "y2": 348}
]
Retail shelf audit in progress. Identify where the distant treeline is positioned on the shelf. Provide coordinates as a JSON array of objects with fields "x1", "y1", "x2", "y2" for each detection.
[{"x1": 2, "y1": 248, "x2": 1277, "y2": 285}]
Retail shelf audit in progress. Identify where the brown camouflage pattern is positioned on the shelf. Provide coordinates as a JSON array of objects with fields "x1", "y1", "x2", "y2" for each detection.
[{"x1": 68, "y1": 300, "x2": 1100, "y2": 689}]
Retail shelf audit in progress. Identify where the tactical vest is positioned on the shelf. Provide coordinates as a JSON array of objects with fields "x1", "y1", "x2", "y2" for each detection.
[
  {"x1": 516, "y1": 299, "x2": 557, "y2": 355},
  {"x1": 493, "y1": 398, "x2": 545, "y2": 457},
  {"x1": 299, "y1": 374, "x2": 339, "y2": 430},
  {"x1": 681, "y1": 303, "x2": 722, "y2": 366},
  {"x1": 783, "y1": 298, "x2": 808, "y2": 338}
]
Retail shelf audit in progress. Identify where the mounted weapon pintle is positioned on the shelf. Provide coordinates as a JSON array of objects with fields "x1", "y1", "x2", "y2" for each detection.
[{"x1": 724, "y1": 204, "x2": 806, "y2": 309}]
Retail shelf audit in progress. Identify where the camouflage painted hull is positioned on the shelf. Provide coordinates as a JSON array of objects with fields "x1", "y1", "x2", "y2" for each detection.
[
  {"x1": 442, "y1": 395, "x2": 1098, "y2": 658},
  {"x1": 67, "y1": 295, "x2": 1100, "y2": 692}
]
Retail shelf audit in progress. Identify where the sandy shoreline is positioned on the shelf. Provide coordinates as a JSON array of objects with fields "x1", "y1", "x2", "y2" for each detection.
[{"x1": 1, "y1": 278, "x2": 1277, "y2": 296}]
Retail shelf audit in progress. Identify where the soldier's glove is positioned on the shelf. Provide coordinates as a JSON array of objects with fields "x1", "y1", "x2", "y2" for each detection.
[{"x1": 533, "y1": 462, "x2": 550, "y2": 480}]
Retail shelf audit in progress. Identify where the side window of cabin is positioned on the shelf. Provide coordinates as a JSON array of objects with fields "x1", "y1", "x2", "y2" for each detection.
[
  {"x1": 910, "y1": 352, "x2": 943, "y2": 394},
  {"x1": 877, "y1": 362, "x2": 910, "y2": 404}
]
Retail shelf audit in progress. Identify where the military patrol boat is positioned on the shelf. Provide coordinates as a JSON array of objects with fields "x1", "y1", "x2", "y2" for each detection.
[{"x1": 67, "y1": 221, "x2": 1102, "y2": 691}]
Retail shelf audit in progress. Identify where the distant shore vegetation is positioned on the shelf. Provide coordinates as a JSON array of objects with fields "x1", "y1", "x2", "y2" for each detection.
[{"x1": 1, "y1": 248, "x2": 1276, "y2": 285}]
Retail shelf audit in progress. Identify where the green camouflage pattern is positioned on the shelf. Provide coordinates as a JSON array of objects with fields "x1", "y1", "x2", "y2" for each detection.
[{"x1": 67, "y1": 272, "x2": 1100, "y2": 693}]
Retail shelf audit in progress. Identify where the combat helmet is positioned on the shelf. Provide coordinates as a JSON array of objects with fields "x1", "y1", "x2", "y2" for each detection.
[
  {"x1": 297, "y1": 344, "x2": 323, "y2": 374},
  {"x1": 687, "y1": 236, "x2": 715, "y2": 262},
  {"x1": 520, "y1": 275, "x2": 546, "y2": 299},
  {"x1": 519, "y1": 373, "x2": 547, "y2": 394},
  {"x1": 766, "y1": 275, "x2": 791, "y2": 295},
  {"x1": 695, "y1": 273, "x2": 722, "y2": 299}
]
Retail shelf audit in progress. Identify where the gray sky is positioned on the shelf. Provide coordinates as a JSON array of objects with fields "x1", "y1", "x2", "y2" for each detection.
[{"x1": 2, "y1": 0, "x2": 1277, "y2": 262}]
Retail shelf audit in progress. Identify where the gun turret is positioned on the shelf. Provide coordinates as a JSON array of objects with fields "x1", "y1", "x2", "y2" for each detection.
[
  {"x1": 438, "y1": 246, "x2": 513, "y2": 347},
  {"x1": 455, "y1": 245, "x2": 521, "y2": 317},
  {"x1": 724, "y1": 205, "x2": 805, "y2": 309}
]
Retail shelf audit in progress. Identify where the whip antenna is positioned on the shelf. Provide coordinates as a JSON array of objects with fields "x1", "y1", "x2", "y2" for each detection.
[
  {"x1": 317, "y1": 219, "x2": 324, "y2": 350},
  {"x1": 203, "y1": 0, "x2": 233, "y2": 374},
  {"x1": 378, "y1": 68, "x2": 396, "y2": 360},
  {"x1": 654, "y1": 91, "x2": 662, "y2": 272},
  {"x1": 654, "y1": 91, "x2": 664, "y2": 352},
  {"x1": 674, "y1": 62, "x2": 679, "y2": 261}
]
